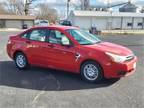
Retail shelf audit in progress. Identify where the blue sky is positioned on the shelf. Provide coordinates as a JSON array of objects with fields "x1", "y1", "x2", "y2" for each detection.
[
  {"x1": 38, "y1": 0, "x2": 144, "y2": 5},
  {"x1": 1, "y1": 0, "x2": 144, "y2": 6},
  {"x1": 0, "y1": 0, "x2": 144, "y2": 18},
  {"x1": 34, "y1": 0, "x2": 144, "y2": 10},
  {"x1": 0, "y1": 0, "x2": 144, "y2": 5},
  {"x1": 91, "y1": 0, "x2": 144, "y2": 5},
  {"x1": 32, "y1": 0, "x2": 144, "y2": 19}
]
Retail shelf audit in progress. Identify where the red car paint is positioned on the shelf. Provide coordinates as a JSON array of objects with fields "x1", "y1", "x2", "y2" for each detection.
[{"x1": 7, "y1": 26, "x2": 137, "y2": 79}]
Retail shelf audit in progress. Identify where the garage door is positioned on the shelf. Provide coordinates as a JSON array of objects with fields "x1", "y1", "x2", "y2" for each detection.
[
  {"x1": 6, "y1": 20, "x2": 22, "y2": 29},
  {"x1": 24, "y1": 21, "x2": 34, "y2": 28}
]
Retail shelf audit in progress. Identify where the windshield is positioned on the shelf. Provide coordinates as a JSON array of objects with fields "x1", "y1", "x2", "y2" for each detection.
[{"x1": 66, "y1": 29, "x2": 101, "y2": 45}]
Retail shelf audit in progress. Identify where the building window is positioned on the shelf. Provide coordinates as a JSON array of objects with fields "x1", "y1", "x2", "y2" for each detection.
[
  {"x1": 138, "y1": 23, "x2": 143, "y2": 26},
  {"x1": 127, "y1": 23, "x2": 132, "y2": 27}
]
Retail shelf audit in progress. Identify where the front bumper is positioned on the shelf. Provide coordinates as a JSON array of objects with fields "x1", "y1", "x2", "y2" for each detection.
[{"x1": 103, "y1": 56, "x2": 137, "y2": 79}]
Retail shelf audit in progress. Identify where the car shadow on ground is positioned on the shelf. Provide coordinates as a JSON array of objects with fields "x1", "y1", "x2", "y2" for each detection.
[{"x1": 0, "y1": 61, "x2": 120, "y2": 91}]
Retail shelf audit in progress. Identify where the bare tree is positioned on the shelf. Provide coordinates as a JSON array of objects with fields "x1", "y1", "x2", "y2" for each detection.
[
  {"x1": 35, "y1": 3, "x2": 58, "y2": 23},
  {"x1": 80, "y1": 0, "x2": 90, "y2": 10},
  {"x1": 2, "y1": 0, "x2": 37, "y2": 15},
  {"x1": 0, "y1": 3, "x2": 8, "y2": 14}
]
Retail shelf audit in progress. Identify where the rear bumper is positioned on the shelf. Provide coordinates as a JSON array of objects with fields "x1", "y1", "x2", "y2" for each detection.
[
  {"x1": 103, "y1": 56, "x2": 137, "y2": 79},
  {"x1": 7, "y1": 44, "x2": 13, "y2": 59}
]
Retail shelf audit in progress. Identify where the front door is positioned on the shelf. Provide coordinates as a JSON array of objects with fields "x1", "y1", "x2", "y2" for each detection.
[{"x1": 44, "y1": 29, "x2": 77, "y2": 72}]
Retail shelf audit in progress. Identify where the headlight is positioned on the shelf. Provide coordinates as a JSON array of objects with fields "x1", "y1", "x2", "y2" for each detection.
[{"x1": 106, "y1": 52, "x2": 127, "y2": 63}]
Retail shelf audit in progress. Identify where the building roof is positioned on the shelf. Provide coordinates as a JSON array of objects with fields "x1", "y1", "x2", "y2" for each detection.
[
  {"x1": 71, "y1": 11, "x2": 144, "y2": 18},
  {"x1": 0, "y1": 15, "x2": 36, "y2": 20}
]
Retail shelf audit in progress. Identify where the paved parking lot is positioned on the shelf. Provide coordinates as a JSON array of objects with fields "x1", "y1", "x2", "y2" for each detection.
[{"x1": 0, "y1": 31, "x2": 144, "y2": 108}]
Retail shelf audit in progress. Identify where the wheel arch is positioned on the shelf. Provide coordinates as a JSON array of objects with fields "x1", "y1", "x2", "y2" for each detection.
[
  {"x1": 13, "y1": 50, "x2": 27, "y2": 60},
  {"x1": 80, "y1": 59, "x2": 104, "y2": 73},
  {"x1": 13, "y1": 50, "x2": 30, "y2": 69}
]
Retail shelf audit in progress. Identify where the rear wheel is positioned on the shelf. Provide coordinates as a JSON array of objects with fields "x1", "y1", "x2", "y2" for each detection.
[
  {"x1": 14, "y1": 52, "x2": 29, "y2": 70},
  {"x1": 80, "y1": 61, "x2": 103, "y2": 83}
]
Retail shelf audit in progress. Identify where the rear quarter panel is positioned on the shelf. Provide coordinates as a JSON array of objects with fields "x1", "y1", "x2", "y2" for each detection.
[{"x1": 7, "y1": 36, "x2": 28, "y2": 60}]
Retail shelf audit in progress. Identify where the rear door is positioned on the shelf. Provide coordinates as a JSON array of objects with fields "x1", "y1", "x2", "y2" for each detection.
[{"x1": 20, "y1": 28, "x2": 50, "y2": 66}]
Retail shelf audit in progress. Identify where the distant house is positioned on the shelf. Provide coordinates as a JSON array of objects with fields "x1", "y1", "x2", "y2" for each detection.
[
  {"x1": 68, "y1": 11, "x2": 144, "y2": 30},
  {"x1": 0, "y1": 15, "x2": 35, "y2": 29}
]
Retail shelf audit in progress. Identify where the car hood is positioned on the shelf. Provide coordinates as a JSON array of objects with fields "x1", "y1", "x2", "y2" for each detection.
[{"x1": 83, "y1": 42, "x2": 133, "y2": 56}]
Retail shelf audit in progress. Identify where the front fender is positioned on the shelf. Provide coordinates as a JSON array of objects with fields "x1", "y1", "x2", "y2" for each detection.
[{"x1": 78, "y1": 50, "x2": 109, "y2": 72}]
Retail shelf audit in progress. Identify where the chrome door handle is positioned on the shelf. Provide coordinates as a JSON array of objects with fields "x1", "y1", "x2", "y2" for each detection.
[{"x1": 75, "y1": 53, "x2": 81, "y2": 62}]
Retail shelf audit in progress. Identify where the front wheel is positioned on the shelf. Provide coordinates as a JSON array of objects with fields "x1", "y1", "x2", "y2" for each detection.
[
  {"x1": 14, "y1": 52, "x2": 29, "y2": 70},
  {"x1": 80, "y1": 61, "x2": 103, "y2": 83}
]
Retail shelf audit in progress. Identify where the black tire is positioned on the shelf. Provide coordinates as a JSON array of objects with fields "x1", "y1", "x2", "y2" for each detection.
[
  {"x1": 14, "y1": 52, "x2": 29, "y2": 70},
  {"x1": 80, "y1": 61, "x2": 103, "y2": 83}
]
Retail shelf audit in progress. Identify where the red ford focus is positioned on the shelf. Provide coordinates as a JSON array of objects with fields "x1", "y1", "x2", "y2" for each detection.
[{"x1": 7, "y1": 26, "x2": 137, "y2": 82}]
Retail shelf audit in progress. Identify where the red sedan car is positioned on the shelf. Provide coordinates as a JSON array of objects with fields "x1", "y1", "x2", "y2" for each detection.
[{"x1": 7, "y1": 26, "x2": 137, "y2": 82}]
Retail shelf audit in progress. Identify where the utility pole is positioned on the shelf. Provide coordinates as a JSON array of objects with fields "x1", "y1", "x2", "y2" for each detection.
[
  {"x1": 24, "y1": 0, "x2": 31, "y2": 15},
  {"x1": 24, "y1": 0, "x2": 36, "y2": 15},
  {"x1": 107, "y1": 0, "x2": 110, "y2": 9},
  {"x1": 67, "y1": 0, "x2": 70, "y2": 19},
  {"x1": 84, "y1": 0, "x2": 89, "y2": 10},
  {"x1": 80, "y1": 0, "x2": 89, "y2": 10}
]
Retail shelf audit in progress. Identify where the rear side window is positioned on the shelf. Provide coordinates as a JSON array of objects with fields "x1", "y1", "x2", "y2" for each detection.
[
  {"x1": 27, "y1": 29, "x2": 49, "y2": 42},
  {"x1": 21, "y1": 29, "x2": 49, "y2": 42},
  {"x1": 29, "y1": 30, "x2": 44, "y2": 42}
]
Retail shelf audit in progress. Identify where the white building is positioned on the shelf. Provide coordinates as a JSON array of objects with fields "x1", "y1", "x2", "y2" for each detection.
[{"x1": 68, "y1": 11, "x2": 144, "y2": 30}]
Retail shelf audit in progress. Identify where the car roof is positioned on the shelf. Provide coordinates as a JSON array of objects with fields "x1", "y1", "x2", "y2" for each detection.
[{"x1": 32, "y1": 25, "x2": 77, "y2": 31}]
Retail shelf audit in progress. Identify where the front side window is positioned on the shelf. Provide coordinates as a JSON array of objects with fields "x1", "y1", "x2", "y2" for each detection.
[
  {"x1": 29, "y1": 29, "x2": 48, "y2": 42},
  {"x1": 66, "y1": 29, "x2": 101, "y2": 45},
  {"x1": 49, "y1": 30, "x2": 70, "y2": 44}
]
